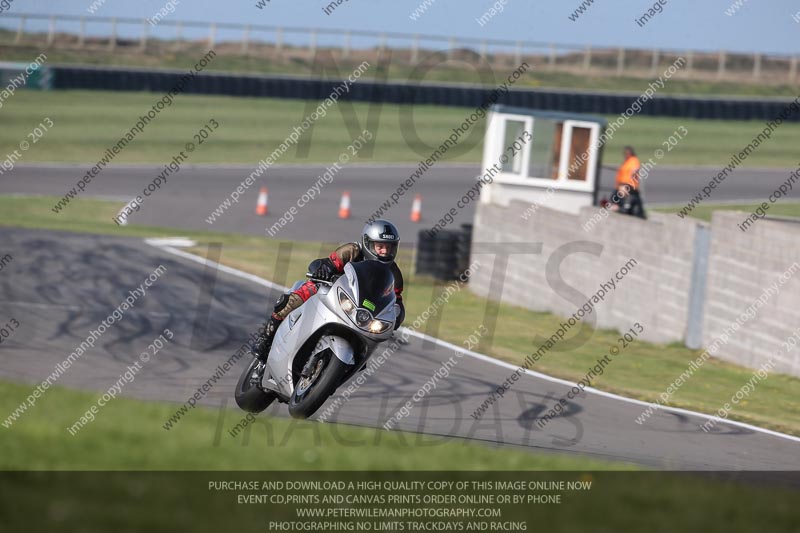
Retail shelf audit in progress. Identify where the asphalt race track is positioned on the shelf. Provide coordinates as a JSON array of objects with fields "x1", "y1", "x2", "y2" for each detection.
[
  {"x1": 1, "y1": 227, "x2": 798, "y2": 470},
  {"x1": 2, "y1": 163, "x2": 796, "y2": 243}
]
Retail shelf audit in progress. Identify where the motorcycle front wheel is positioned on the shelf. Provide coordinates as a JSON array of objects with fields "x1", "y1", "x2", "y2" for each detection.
[{"x1": 288, "y1": 350, "x2": 349, "y2": 419}]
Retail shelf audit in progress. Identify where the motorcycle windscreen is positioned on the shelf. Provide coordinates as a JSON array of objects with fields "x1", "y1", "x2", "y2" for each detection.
[{"x1": 349, "y1": 260, "x2": 395, "y2": 314}]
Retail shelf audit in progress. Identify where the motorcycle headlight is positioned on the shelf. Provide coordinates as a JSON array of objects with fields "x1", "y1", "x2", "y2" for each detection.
[
  {"x1": 368, "y1": 319, "x2": 392, "y2": 334},
  {"x1": 355, "y1": 309, "x2": 372, "y2": 327},
  {"x1": 338, "y1": 289, "x2": 392, "y2": 334},
  {"x1": 339, "y1": 289, "x2": 356, "y2": 315}
]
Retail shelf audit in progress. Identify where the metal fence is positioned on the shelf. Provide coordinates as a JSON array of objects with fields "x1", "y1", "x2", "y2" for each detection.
[{"x1": 2, "y1": 13, "x2": 798, "y2": 84}]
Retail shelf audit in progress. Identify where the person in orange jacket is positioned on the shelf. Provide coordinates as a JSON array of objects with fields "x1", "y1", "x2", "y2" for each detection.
[{"x1": 610, "y1": 146, "x2": 646, "y2": 218}]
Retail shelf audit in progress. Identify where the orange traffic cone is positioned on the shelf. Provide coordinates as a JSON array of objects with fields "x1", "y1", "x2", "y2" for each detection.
[
  {"x1": 410, "y1": 194, "x2": 422, "y2": 222},
  {"x1": 256, "y1": 187, "x2": 268, "y2": 216},
  {"x1": 338, "y1": 191, "x2": 351, "y2": 219}
]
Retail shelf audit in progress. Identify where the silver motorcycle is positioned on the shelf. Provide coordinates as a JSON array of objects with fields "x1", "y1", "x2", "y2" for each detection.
[{"x1": 235, "y1": 259, "x2": 397, "y2": 419}]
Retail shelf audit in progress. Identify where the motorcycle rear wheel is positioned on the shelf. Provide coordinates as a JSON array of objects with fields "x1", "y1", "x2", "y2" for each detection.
[{"x1": 235, "y1": 357, "x2": 277, "y2": 413}]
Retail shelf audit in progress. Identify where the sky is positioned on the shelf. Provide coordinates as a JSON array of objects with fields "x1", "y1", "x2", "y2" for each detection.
[{"x1": 3, "y1": 0, "x2": 800, "y2": 56}]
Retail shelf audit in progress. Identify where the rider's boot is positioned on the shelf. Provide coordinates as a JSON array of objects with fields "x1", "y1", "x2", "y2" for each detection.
[
  {"x1": 252, "y1": 315, "x2": 282, "y2": 362},
  {"x1": 250, "y1": 315, "x2": 282, "y2": 384}
]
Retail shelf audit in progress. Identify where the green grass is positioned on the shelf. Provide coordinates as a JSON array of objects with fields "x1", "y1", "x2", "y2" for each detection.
[
  {"x1": 0, "y1": 90, "x2": 480, "y2": 164},
  {"x1": 2, "y1": 41, "x2": 799, "y2": 98},
  {"x1": 2, "y1": 194, "x2": 800, "y2": 438},
  {"x1": 2, "y1": 90, "x2": 800, "y2": 167},
  {"x1": 1, "y1": 375, "x2": 796, "y2": 533},
  {"x1": 653, "y1": 201, "x2": 800, "y2": 222},
  {"x1": 0, "y1": 379, "x2": 615, "y2": 471}
]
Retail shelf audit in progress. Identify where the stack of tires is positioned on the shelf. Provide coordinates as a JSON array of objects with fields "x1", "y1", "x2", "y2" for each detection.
[
  {"x1": 455, "y1": 224, "x2": 473, "y2": 279},
  {"x1": 415, "y1": 224, "x2": 473, "y2": 281}
]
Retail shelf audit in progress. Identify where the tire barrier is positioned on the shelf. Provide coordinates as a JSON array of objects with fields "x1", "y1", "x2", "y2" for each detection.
[
  {"x1": 416, "y1": 224, "x2": 473, "y2": 281},
  {"x1": 51, "y1": 65, "x2": 800, "y2": 122}
]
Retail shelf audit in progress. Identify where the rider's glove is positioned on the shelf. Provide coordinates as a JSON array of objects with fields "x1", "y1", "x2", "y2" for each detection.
[{"x1": 313, "y1": 258, "x2": 336, "y2": 281}]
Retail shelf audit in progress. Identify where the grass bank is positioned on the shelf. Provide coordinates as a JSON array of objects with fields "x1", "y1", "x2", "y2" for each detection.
[{"x1": 1, "y1": 90, "x2": 799, "y2": 167}]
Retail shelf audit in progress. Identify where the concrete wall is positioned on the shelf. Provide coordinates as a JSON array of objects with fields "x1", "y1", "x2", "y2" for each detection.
[
  {"x1": 703, "y1": 212, "x2": 800, "y2": 376},
  {"x1": 470, "y1": 201, "x2": 800, "y2": 377},
  {"x1": 470, "y1": 200, "x2": 699, "y2": 345}
]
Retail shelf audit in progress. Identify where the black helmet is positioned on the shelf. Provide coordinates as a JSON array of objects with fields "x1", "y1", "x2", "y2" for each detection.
[{"x1": 361, "y1": 219, "x2": 399, "y2": 263}]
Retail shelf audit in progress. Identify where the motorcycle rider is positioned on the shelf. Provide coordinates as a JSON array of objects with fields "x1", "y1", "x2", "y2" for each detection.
[{"x1": 251, "y1": 219, "x2": 406, "y2": 365}]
